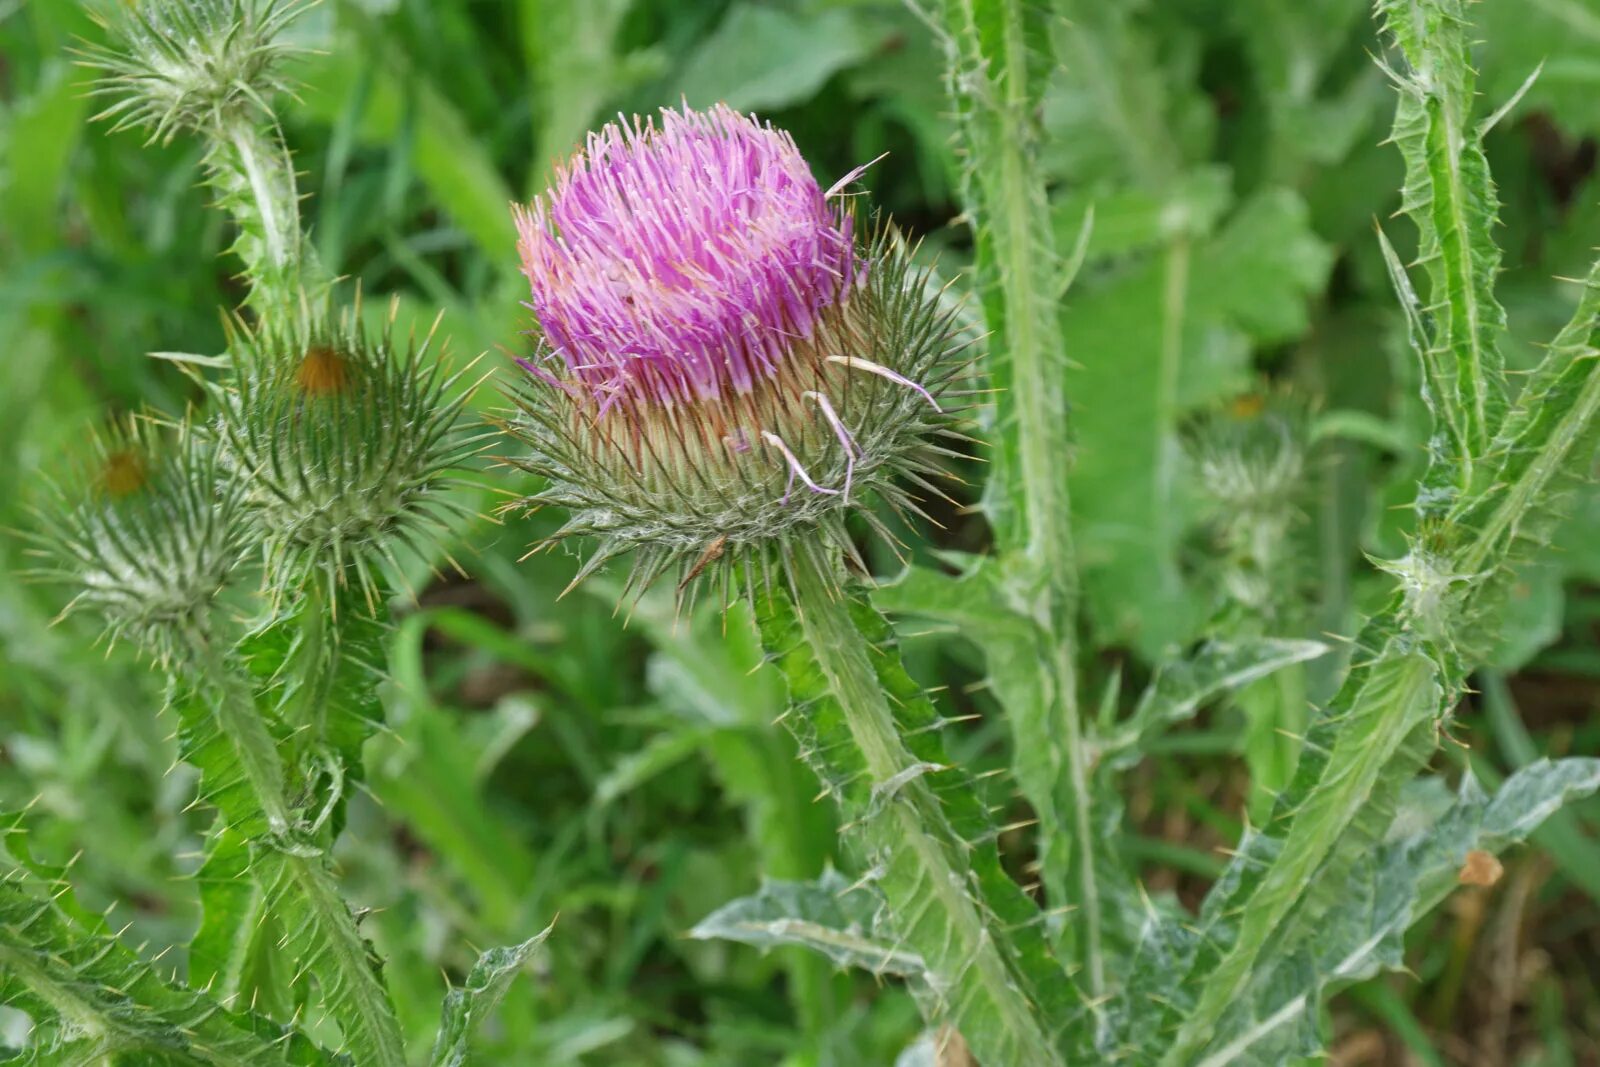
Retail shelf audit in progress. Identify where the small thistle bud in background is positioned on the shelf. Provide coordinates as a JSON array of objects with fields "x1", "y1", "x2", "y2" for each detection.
[
  {"x1": 83, "y1": 0, "x2": 303, "y2": 143},
  {"x1": 26, "y1": 418, "x2": 246, "y2": 665},
  {"x1": 211, "y1": 297, "x2": 478, "y2": 604},
  {"x1": 505, "y1": 104, "x2": 966, "y2": 598},
  {"x1": 1183, "y1": 394, "x2": 1310, "y2": 626}
]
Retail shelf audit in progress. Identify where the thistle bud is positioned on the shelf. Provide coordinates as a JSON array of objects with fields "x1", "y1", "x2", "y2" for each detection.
[
  {"x1": 211, "y1": 298, "x2": 476, "y2": 603},
  {"x1": 505, "y1": 104, "x2": 965, "y2": 598},
  {"x1": 1183, "y1": 394, "x2": 1310, "y2": 625},
  {"x1": 26, "y1": 418, "x2": 245, "y2": 665},
  {"x1": 83, "y1": 0, "x2": 303, "y2": 143}
]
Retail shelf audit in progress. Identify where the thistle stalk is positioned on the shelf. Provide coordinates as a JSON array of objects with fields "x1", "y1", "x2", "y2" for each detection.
[
  {"x1": 774, "y1": 547, "x2": 1064, "y2": 1067},
  {"x1": 940, "y1": 0, "x2": 1102, "y2": 1006},
  {"x1": 84, "y1": 0, "x2": 326, "y2": 319}
]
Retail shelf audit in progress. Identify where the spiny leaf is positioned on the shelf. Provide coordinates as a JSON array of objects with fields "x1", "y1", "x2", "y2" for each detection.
[
  {"x1": 429, "y1": 924, "x2": 554, "y2": 1067},
  {"x1": 690, "y1": 868, "x2": 923, "y2": 978},
  {"x1": 0, "y1": 876, "x2": 334, "y2": 1066},
  {"x1": 256, "y1": 852, "x2": 406, "y2": 1066},
  {"x1": 1192, "y1": 759, "x2": 1600, "y2": 1065},
  {"x1": 1159, "y1": 644, "x2": 1443, "y2": 1063},
  {"x1": 1377, "y1": 0, "x2": 1510, "y2": 494}
]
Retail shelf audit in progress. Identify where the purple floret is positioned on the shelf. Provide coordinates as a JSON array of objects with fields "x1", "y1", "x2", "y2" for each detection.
[{"x1": 515, "y1": 104, "x2": 861, "y2": 410}]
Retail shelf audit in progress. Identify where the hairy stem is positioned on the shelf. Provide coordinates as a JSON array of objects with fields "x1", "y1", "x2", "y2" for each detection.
[
  {"x1": 997, "y1": 0, "x2": 1100, "y2": 1001},
  {"x1": 781, "y1": 549, "x2": 1063, "y2": 1066}
]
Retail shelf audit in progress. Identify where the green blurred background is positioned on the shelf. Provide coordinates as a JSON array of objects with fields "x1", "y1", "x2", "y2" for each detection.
[{"x1": 3, "y1": 1, "x2": 1599, "y2": 1062}]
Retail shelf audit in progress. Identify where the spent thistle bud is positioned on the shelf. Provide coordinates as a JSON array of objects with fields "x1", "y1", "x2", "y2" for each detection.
[
  {"x1": 505, "y1": 104, "x2": 966, "y2": 599},
  {"x1": 83, "y1": 0, "x2": 306, "y2": 143},
  {"x1": 211, "y1": 296, "x2": 478, "y2": 605},
  {"x1": 26, "y1": 418, "x2": 246, "y2": 665}
]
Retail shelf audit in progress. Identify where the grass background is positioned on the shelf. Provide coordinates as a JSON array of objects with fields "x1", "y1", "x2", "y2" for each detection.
[{"x1": 2, "y1": 0, "x2": 1600, "y2": 1062}]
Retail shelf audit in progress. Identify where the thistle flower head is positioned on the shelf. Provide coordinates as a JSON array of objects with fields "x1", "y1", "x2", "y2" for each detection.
[
  {"x1": 506, "y1": 104, "x2": 966, "y2": 600},
  {"x1": 212, "y1": 296, "x2": 477, "y2": 605},
  {"x1": 27, "y1": 417, "x2": 246, "y2": 664},
  {"x1": 514, "y1": 104, "x2": 861, "y2": 408},
  {"x1": 83, "y1": 0, "x2": 306, "y2": 143}
]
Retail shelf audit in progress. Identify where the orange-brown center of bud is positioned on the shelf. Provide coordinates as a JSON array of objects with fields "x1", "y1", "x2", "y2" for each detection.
[
  {"x1": 100, "y1": 449, "x2": 149, "y2": 497},
  {"x1": 1228, "y1": 393, "x2": 1266, "y2": 419},
  {"x1": 296, "y1": 344, "x2": 350, "y2": 396}
]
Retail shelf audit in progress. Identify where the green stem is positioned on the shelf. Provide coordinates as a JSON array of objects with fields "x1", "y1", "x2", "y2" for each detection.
[
  {"x1": 206, "y1": 117, "x2": 327, "y2": 320},
  {"x1": 988, "y1": 0, "x2": 1101, "y2": 1002},
  {"x1": 193, "y1": 636, "x2": 293, "y2": 838},
  {"x1": 785, "y1": 549, "x2": 1062, "y2": 1067}
]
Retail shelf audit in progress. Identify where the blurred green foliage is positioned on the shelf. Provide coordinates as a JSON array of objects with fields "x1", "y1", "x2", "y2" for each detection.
[{"x1": 3, "y1": 0, "x2": 1599, "y2": 1062}]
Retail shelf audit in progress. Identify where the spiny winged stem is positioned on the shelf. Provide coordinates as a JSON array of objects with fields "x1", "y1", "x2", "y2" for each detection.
[
  {"x1": 287, "y1": 567, "x2": 342, "y2": 762},
  {"x1": 182, "y1": 629, "x2": 408, "y2": 1065},
  {"x1": 942, "y1": 0, "x2": 1101, "y2": 1002},
  {"x1": 778, "y1": 548, "x2": 1063, "y2": 1067},
  {"x1": 191, "y1": 633, "x2": 294, "y2": 840},
  {"x1": 212, "y1": 119, "x2": 309, "y2": 316},
  {"x1": 85, "y1": 0, "x2": 327, "y2": 319}
]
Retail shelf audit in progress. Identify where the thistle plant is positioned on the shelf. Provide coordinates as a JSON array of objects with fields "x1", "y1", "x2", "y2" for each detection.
[
  {"x1": 25, "y1": 417, "x2": 246, "y2": 668},
  {"x1": 506, "y1": 103, "x2": 1081, "y2": 1064},
  {"x1": 505, "y1": 104, "x2": 964, "y2": 602},
  {"x1": 4, "y1": 3, "x2": 532, "y2": 1065},
  {"x1": 10, "y1": 0, "x2": 1600, "y2": 1064},
  {"x1": 82, "y1": 0, "x2": 322, "y2": 315}
]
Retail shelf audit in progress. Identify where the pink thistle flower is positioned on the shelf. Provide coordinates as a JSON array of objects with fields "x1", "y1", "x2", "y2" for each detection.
[
  {"x1": 504, "y1": 104, "x2": 965, "y2": 601},
  {"x1": 513, "y1": 104, "x2": 860, "y2": 409}
]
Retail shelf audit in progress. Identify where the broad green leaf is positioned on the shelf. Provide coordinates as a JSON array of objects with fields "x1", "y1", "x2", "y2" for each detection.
[
  {"x1": 1050, "y1": 167, "x2": 1231, "y2": 265},
  {"x1": 690, "y1": 868, "x2": 922, "y2": 978},
  {"x1": 674, "y1": 6, "x2": 877, "y2": 113},
  {"x1": 430, "y1": 925, "x2": 554, "y2": 1067},
  {"x1": 1068, "y1": 190, "x2": 1331, "y2": 651}
]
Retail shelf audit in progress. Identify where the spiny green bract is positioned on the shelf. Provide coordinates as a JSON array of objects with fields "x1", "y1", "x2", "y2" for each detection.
[
  {"x1": 24, "y1": 416, "x2": 246, "y2": 666},
  {"x1": 502, "y1": 229, "x2": 973, "y2": 606},
  {"x1": 210, "y1": 296, "x2": 480, "y2": 607},
  {"x1": 83, "y1": 0, "x2": 308, "y2": 143}
]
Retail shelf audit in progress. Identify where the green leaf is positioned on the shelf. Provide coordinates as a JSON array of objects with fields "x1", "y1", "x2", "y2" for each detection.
[
  {"x1": 1193, "y1": 759, "x2": 1600, "y2": 1064},
  {"x1": 1160, "y1": 645, "x2": 1443, "y2": 1064},
  {"x1": 256, "y1": 852, "x2": 406, "y2": 1066},
  {"x1": 190, "y1": 827, "x2": 295, "y2": 1023},
  {"x1": 1102, "y1": 637, "x2": 1331, "y2": 763},
  {"x1": 690, "y1": 868, "x2": 923, "y2": 978},
  {"x1": 429, "y1": 924, "x2": 553, "y2": 1067},
  {"x1": 1376, "y1": 0, "x2": 1511, "y2": 491},
  {"x1": 0, "y1": 878, "x2": 333, "y2": 1066},
  {"x1": 673, "y1": 6, "x2": 877, "y2": 113},
  {"x1": 1453, "y1": 257, "x2": 1600, "y2": 641},
  {"x1": 1068, "y1": 189, "x2": 1331, "y2": 652}
]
